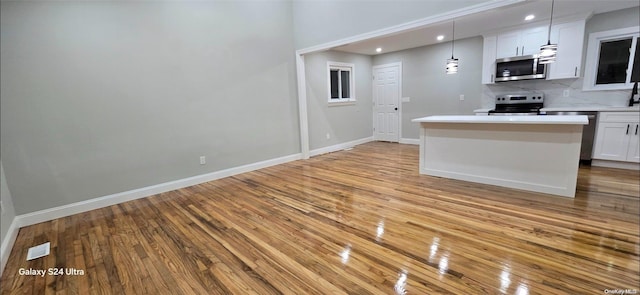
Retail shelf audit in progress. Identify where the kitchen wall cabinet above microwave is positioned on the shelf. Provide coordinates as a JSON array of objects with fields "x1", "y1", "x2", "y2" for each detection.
[
  {"x1": 482, "y1": 19, "x2": 587, "y2": 84},
  {"x1": 496, "y1": 26, "x2": 548, "y2": 59}
]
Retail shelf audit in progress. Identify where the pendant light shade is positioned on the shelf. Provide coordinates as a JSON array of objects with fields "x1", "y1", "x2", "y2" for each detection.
[
  {"x1": 446, "y1": 57, "x2": 459, "y2": 74},
  {"x1": 539, "y1": 0, "x2": 557, "y2": 64},
  {"x1": 539, "y1": 42, "x2": 558, "y2": 64},
  {"x1": 446, "y1": 20, "x2": 458, "y2": 74}
]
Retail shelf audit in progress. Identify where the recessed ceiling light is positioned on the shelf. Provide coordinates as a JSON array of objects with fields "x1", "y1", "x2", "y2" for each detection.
[
  {"x1": 376, "y1": 47, "x2": 382, "y2": 53},
  {"x1": 525, "y1": 14, "x2": 535, "y2": 21},
  {"x1": 437, "y1": 35, "x2": 444, "y2": 41}
]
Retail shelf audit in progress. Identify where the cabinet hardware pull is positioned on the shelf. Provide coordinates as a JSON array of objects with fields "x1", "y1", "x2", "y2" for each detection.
[
  {"x1": 522, "y1": 46, "x2": 524, "y2": 54},
  {"x1": 516, "y1": 47, "x2": 519, "y2": 56},
  {"x1": 491, "y1": 74, "x2": 494, "y2": 83},
  {"x1": 626, "y1": 124, "x2": 630, "y2": 135},
  {"x1": 636, "y1": 124, "x2": 638, "y2": 135},
  {"x1": 574, "y1": 67, "x2": 577, "y2": 77}
]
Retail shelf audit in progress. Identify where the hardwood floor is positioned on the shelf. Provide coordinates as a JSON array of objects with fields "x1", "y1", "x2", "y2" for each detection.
[{"x1": 1, "y1": 142, "x2": 639, "y2": 294}]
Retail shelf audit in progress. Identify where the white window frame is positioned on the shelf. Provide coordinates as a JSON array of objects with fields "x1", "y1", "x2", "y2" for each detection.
[
  {"x1": 583, "y1": 26, "x2": 640, "y2": 91},
  {"x1": 327, "y1": 61, "x2": 356, "y2": 105}
]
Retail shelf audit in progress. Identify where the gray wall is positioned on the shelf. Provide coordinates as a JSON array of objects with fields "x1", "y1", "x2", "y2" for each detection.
[
  {"x1": 305, "y1": 51, "x2": 373, "y2": 150},
  {"x1": 482, "y1": 7, "x2": 640, "y2": 108},
  {"x1": 292, "y1": 0, "x2": 492, "y2": 49},
  {"x1": 585, "y1": 5, "x2": 640, "y2": 34},
  {"x1": 1, "y1": 1, "x2": 300, "y2": 214},
  {"x1": 1, "y1": 161, "x2": 16, "y2": 249},
  {"x1": 373, "y1": 37, "x2": 484, "y2": 139}
]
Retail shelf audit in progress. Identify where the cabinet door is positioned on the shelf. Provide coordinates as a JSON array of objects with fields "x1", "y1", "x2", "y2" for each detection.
[
  {"x1": 547, "y1": 20, "x2": 586, "y2": 80},
  {"x1": 520, "y1": 26, "x2": 548, "y2": 56},
  {"x1": 593, "y1": 122, "x2": 631, "y2": 161},
  {"x1": 626, "y1": 124, "x2": 640, "y2": 162},
  {"x1": 482, "y1": 35, "x2": 497, "y2": 84},
  {"x1": 496, "y1": 31, "x2": 520, "y2": 58}
]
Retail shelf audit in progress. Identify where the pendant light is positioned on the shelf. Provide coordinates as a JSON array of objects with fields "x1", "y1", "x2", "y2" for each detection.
[
  {"x1": 446, "y1": 20, "x2": 459, "y2": 74},
  {"x1": 539, "y1": 0, "x2": 557, "y2": 64}
]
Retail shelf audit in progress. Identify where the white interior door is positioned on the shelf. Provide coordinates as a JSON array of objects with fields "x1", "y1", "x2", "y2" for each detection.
[{"x1": 373, "y1": 63, "x2": 401, "y2": 142}]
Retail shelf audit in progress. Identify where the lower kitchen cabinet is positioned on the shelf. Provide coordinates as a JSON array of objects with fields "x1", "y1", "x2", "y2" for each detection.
[{"x1": 593, "y1": 112, "x2": 640, "y2": 163}]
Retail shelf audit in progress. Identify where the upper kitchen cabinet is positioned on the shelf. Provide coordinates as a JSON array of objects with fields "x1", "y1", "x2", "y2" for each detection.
[
  {"x1": 482, "y1": 17, "x2": 588, "y2": 84},
  {"x1": 495, "y1": 26, "x2": 548, "y2": 58},
  {"x1": 546, "y1": 20, "x2": 587, "y2": 80},
  {"x1": 482, "y1": 35, "x2": 497, "y2": 84}
]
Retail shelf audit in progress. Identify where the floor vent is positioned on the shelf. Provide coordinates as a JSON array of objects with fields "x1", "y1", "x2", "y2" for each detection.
[{"x1": 26, "y1": 242, "x2": 50, "y2": 261}]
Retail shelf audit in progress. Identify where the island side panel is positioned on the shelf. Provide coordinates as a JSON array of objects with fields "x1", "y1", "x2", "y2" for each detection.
[{"x1": 418, "y1": 122, "x2": 583, "y2": 198}]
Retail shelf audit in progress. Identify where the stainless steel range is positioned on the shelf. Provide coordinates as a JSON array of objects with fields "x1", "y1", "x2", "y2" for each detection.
[{"x1": 488, "y1": 93, "x2": 544, "y2": 115}]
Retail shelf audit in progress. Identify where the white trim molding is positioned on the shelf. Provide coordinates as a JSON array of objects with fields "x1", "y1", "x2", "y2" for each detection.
[
  {"x1": 0, "y1": 219, "x2": 19, "y2": 276},
  {"x1": 13, "y1": 153, "x2": 302, "y2": 227},
  {"x1": 399, "y1": 138, "x2": 420, "y2": 145},
  {"x1": 327, "y1": 61, "x2": 356, "y2": 104},
  {"x1": 309, "y1": 137, "x2": 374, "y2": 157},
  {"x1": 582, "y1": 26, "x2": 640, "y2": 91},
  {"x1": 591, "y1": 159, "x2": 640, "y2": 170},
  {"x1": 295, "y1": 0, "x2": 524, "y2": 55},
  {"x1": 0, "y1": 152, "x2": 302, "y2": 274},
  {"x1": 297, "y1": 54, "x2": 310, "y2": 160}
]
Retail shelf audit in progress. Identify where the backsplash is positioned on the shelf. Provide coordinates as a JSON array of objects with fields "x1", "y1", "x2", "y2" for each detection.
[{"x1": 482, "y1": 77, "x2": 632, "y2": 108}]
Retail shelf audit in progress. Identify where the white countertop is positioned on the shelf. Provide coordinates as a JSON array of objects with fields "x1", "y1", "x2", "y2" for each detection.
[
  {"x1": 540, "y1": 105, "x2": 639, "y2": 112},
  {"x1": 473, "y1": 108, "x2": 492, "y2": 113},
  {"x1": 412, "y1": 115, "x2": 589, "y2": 125},
  {"x1": 473, "y1": 105, "x2": 639, "y2": 113}
]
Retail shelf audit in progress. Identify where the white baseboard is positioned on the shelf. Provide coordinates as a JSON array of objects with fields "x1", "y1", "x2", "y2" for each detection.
[
  {"x1": 0, "y1": 219, "x2": 19, "y2": 276},
  {"x1": 591, "y1": 159, "x2": 640, "y2": 170},
  {"x1": 309, "y1": 137, "x2": 374, "y2": 157},
  {"x1": 15, "y1": 153, "x2": 302, "y2": 227},
  {"x1": 399, "y1": 138, "x2": 420, "y2": 145},
  {"x1": 0, "y1": 152, "x2": 302, "y2": 274}
]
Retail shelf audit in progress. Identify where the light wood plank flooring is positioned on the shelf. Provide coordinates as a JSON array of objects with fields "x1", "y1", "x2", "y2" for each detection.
[{"x1": 1, "y1": 142, "x2": 639, "y2": 294}]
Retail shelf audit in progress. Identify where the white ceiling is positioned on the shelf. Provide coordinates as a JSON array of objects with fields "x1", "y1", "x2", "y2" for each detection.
[{"x1": 332, "y1": 0, "x2": 640, "y2": 55}]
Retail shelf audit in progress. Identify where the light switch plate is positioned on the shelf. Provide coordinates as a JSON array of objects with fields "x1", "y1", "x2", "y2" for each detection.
[{"x1": 26, "y1": 242, "x2": 50, "y2": 261}]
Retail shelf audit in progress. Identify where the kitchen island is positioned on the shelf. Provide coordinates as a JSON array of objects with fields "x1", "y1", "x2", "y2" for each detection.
[{"x1": 411, "y1": 115, "x2": 588, "y2": 198}]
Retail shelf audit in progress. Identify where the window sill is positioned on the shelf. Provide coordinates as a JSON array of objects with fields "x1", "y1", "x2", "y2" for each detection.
[
  {"x1": 582, "y1": 83, "x2": 635, "y2": 92},
  {"x1": 328, "y1": 99, "x2": 356, "y2": 106}
]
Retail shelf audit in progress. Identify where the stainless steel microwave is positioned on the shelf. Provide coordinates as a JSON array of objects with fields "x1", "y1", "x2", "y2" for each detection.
[{"x1": 495, "y1": 55, "x2": 546, "y2": 82}]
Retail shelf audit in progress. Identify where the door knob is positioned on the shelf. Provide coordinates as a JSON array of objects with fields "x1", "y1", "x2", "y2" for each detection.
[{"x1": 394, "y1": 107, "x2": 398, "y2": 111}]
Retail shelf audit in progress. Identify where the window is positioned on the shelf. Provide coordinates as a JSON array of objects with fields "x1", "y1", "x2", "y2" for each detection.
[
  {"x1": 327, "y1": 62, "x2": 355, "y2": 104},
  {"x1": 583, "y1": 27, "x2": 640, "y2": 91}
]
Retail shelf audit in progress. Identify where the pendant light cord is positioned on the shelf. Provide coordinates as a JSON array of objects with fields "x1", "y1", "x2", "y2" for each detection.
[
  {"x1": 451, "y1": 20, "x2": 455, "y2": 58},
  {"x1": 547, "y1": 0, "x2": 554, "y2": 44}
]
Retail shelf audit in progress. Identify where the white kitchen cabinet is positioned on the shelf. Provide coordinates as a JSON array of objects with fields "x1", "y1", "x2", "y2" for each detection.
[
  {"x1": 496, "y1": 31, "x2": 520, "y2": 58},
  {"x1": 627, "y1": 128, "x2": 640, "y2": 162},
  {"x1": 520, "y1": 27, "x2": 549, "y2": 56},
  {"x1": 482, "y1": 35, "x2": 497, "y2": 84},
  {"x1": 495, "y1": 26, "x2": 547, "y2": 58},
  {"x1": 546, "y1": 20, "x2": 586, "y2": 80},
  {"x1": 593, "y1": 112, "x2": 640, "y2": 163}
]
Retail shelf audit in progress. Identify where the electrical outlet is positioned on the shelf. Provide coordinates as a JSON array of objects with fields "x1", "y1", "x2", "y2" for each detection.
[
  {"x1": 199, "y1": 156, "x2": 206, "y2": 165},
  {"x1": 326, "y1": 133, "x2": 331, "y2": 140},
  {"x1": 459, "y1": 94, "x2": 465, "y2": 101},
  {"x1": 563, "y1": 89, "x2": 570, "y2": 97}
]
